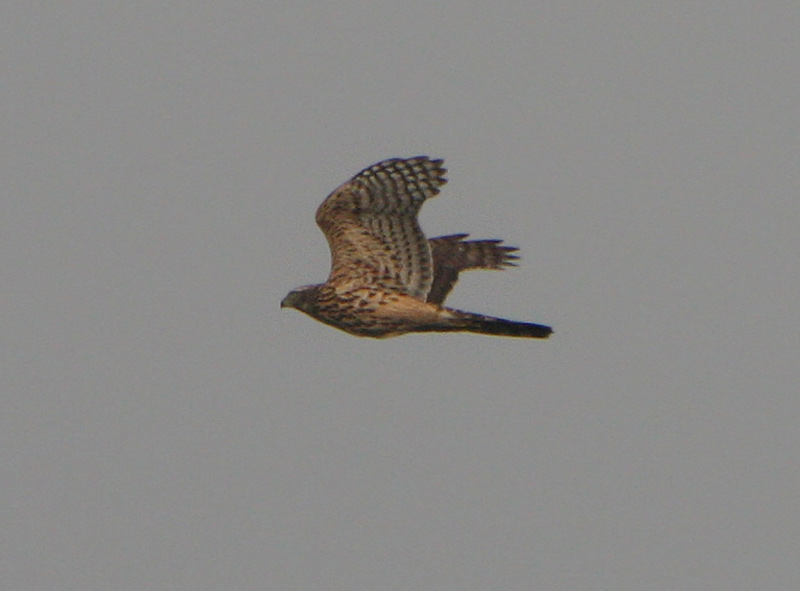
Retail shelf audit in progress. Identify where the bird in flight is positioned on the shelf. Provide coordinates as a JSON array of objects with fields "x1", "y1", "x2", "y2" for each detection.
[{"x1": 281, "y1": 156, "x2": 552, "y2": 339}]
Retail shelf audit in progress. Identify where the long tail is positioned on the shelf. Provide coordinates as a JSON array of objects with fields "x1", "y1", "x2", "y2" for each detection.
[
  {"x1": 417, "y1": 310, "x2": 553, "y2": 339},
  {"x1": 459, "y1": 312, "x2": 553, "y2": 338}
]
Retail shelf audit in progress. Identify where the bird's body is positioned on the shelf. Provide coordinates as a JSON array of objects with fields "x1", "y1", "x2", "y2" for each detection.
[{"x1": 281, "y1": 157, "x2": 552, "y2": 339}]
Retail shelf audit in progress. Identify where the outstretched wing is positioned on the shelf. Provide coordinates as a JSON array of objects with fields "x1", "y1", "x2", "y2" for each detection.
[
  {"x1": 427, "y1": 234, "x2": 519, "y2": 305},
  {"x1": 315, "y1": 157, "x2": 447, "y2": 299}
]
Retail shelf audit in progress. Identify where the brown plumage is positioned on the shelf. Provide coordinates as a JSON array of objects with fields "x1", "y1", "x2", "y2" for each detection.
[{"x1": 281, "y1": 157, "x2": 552, "y2": 339}]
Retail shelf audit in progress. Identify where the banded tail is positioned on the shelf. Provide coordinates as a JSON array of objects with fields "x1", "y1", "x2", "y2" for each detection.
[{"x1": 417, "y1": 309, "x2": 553, "y2": 339}]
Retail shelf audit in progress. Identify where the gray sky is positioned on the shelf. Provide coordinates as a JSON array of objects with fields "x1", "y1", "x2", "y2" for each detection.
[{"x1": 3, "y1": 3, "x2": 799, "y2": 590}]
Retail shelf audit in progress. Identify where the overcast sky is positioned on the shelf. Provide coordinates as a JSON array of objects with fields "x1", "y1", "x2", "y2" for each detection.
[{"x1": 3, "y1": 3, "x2": 799, "y2": 590}]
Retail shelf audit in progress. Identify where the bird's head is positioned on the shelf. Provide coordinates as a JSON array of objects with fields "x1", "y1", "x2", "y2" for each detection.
[{"x1": 280, "y1": 284, "x2": 320, "y2": 312}]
